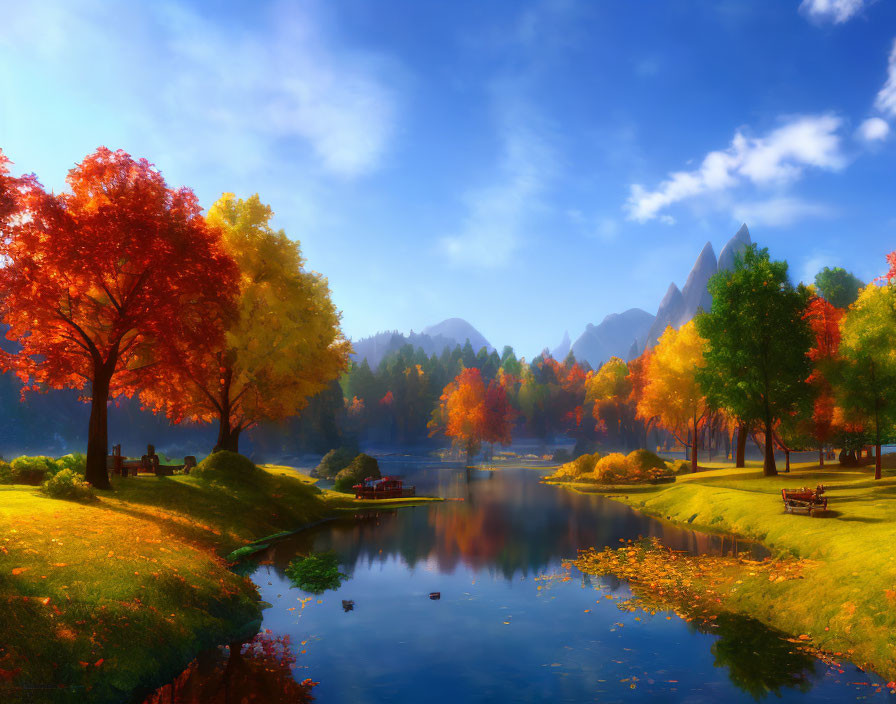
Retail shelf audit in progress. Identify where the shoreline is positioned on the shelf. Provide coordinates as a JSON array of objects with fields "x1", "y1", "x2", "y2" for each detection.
[
  {"x1": 547, "y1": 461, "x2": 896, "y2": 684},
  {"x1": 0, "y1": 462, "x2": 441, "y2": 703}
]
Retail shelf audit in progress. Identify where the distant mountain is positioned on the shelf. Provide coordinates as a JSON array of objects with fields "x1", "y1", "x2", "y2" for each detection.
[
  {"x1": 422, "y1": 318, "x2": 493, "y2": 353},
  {"x1": 570, "y1": 308, "x2": 655, "y2": 369},
  {"x1": 351, "y1": 318, "x2": 493, "y2": 368},
  {"x1": 718, "y1": 223, "x2": 752, "y2": 272},
  {"x1": 566, "y1": 224, "x2": 754, "y2": 366},
  {"x1": 551, "y1": 330, "x2": 571, "y2": 360},
  {"x1": 645, "y1": 224, "x2": 751, "y2": 348}
]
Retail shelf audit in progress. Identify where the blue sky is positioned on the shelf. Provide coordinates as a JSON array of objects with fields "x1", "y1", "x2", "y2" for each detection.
[{"x1": 1, "y1": 0, "x2": 894, "y2": 358}]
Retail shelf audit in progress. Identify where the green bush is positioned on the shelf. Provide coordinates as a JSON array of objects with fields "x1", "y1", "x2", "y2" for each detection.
[
  {"x1": 8, "y1": 456, "x2": 59, "y2": 485},
  {"x1": 55, "y1": 453, "x2": 86, "y2": 474},
  {"x1": 285, "y1": 552, "x2": 346, "y2": 593},
  {"x1": 670, "y1": 459, "x2": 691, "y2": 475},
  {"x1": 191, "y1": 451, "x2": 261, "y2": 484},
  {"x1": 312, "y1": 447, "x2": 355, "y2": 479},
  {"x1": 0, "y1": 460, "x2": 12, "y2": 484},
  {"x1": 627, "y1": 450, "x2": 668, "y2": 472},
  {"x1": 334, "y1": 453, "x2": 381, "y2": 493},
  {"x1": 41, "y1": 468, "x2": 96, "y2": 502}
]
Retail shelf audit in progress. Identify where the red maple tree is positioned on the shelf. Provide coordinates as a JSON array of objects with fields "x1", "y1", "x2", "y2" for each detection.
[
  {"x1": 435, "y1": 368, "x2": 514, "y2": 462},
  {"x1": 803, "y1": 295, "x2": 844, "y2": 465},
  {"x1": 0, "y1": 148, "x2": 237, "y2": 488}
]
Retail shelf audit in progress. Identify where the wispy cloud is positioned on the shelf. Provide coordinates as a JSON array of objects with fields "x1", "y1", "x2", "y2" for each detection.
[
  {"x1": 857, "y1": 116, "x2": 890, "y2": 141},
  {"x1": 626, "y1": 115, "x2": 845, "y2": 223},
  {"x1": 441, "y1": 120, "x2": 553, "y2": 268},
  {"x1": 799, "y1": 0, "x2": 870, "y2": 24},
  {"x1": 732, "y1": 197, "x2": 834, "y2": 228},
  {"x1": 875, "y1": 39, "x2": 896, "y2": 118},
  {"x1": 0, "y1": 1, "x2": 398, "y2": 180}
]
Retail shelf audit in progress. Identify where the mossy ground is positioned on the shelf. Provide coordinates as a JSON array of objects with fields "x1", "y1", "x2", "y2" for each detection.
[
  {"x1": 0, "y1": 455, "x2": 440, "y2": 703},
  {"x1": 556, "y1": 457, "x2": 896, "y2": 683}
]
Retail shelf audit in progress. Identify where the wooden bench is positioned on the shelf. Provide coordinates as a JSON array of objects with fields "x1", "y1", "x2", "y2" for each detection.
[
  {"x1": 782, "y1": 485, "x2": 827, "y2": 516},
  {"x1": 108, "y1": 444, "x2": 197, "y2": 477}
]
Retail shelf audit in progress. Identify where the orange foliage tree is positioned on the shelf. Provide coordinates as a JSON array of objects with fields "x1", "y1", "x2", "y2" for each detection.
[
  {"x1": 138, "y1": 194, "x2": 349, "y2": 453},
  {"x1": 0, "y1": 148, "x2": 237, "y2": 488},
  {"x1": 636, "y1": 322, "x2": 710, "y2": 472},
  {"x1": 432, "y1": 368, "x2": 514, "y2": 463},
  {"x1": 804, "y1": 295, "x2": 844, "y2": 465}
]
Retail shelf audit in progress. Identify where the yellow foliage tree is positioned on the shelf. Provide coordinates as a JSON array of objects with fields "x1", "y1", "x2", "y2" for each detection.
[
  {"x1": 143, "y1": 193, "x2": 351, "y2": 452},
  {"x1": 585, "y1": 357, "x2": 636, "y2": 446},
  {"x1": 636, "y1": 321, "x2": 709, "y2": 472}
]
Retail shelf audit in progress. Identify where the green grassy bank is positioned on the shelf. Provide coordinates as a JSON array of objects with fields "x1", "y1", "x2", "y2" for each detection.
[
  {"x1": 0, "y1": 452, "x2": 440, "y2": 703},
  {"x1": 553, "y1": 459, "x2": 896, "y2": 683}
]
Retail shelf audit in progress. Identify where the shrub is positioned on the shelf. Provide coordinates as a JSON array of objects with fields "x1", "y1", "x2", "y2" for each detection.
[
  {"x1": 593, "y1": 453, "x2": 634, "y2": 484},
  {"x1": 0, "y1": 460, "x2": 12, "y2": 484},
  {"x1": 41, "y1": 468, "x2": 96, "y2": 502},
  {"x1": 312, "y1": 447, "x2": 355, "y2": 479},
  {"x1": 627, "y1": 450, "x2": 668, "y2": 473},
  {"x1": 285, "y1": 552, "x2": 346, "y2": 593},
  {"x1": 191, "y1": 451, "x2": 261, "y2": 484},
  {"x1": 333, "y1": 453, "x2": 381, "y2": 493},
  {"x1": 8, "y1": 456, "x2": 59, "y2": 485},
  {"x1": 55, "y1": 453, "x2": 86, "y2": 474},
  {"x1": 592, "y1": 451, "x2": 674, "y2": 485},
  {"x1": 547, "y1": 452, "x2": 601, "y2": 481},
  {"x1": 670, "y1": 459, "x2": 691, "y2": 475}
]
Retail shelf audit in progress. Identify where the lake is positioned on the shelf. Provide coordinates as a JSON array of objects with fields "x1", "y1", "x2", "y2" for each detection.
[{"x1": 169, "y1": 456, "x2": 893, "y2": 703}]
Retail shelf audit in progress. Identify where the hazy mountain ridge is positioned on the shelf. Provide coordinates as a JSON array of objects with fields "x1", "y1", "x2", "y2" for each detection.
[
  {"x1": 351, "y1": 318, "x2": 494, "y2": 368},
  {"x1": 351, "y1": 226, "x2": 753, "y2": 372},
  {"x1": 570, "y1": 224, "x2": 753, "y2": 369}
]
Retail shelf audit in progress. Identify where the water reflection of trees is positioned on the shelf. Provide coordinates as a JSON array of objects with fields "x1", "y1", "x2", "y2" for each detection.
[
  {"x1": 142, "y1": 633, "x2": 315, "y2": 704},
  {"x1": 699, "y1": 614, "x2": 815, "y2": 700},
  {"x1": 265, "y1": 467, "x2": 762, "y2": 583}
]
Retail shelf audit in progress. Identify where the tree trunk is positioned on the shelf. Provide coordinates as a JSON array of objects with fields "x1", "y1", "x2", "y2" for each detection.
[
  {"x1": 875, "y1": 443, "x2": 882, "y2": 480},
  {"x1": 819, "y1": 447, "x2": 824, "y2": 468},
  {"x1": 736, "y1": 426, "x2": 747, "y2": 467},
  {"x1": 784, "y1": 449, "x2": 790, "y2": 473},
  {"x1": 85, "y1": 366, "x2": 112, "y2": 490},
  {"x1": 691, "y1": 417, "x2": 698, "y2": 473},
  {"x1": 215, "y1": 414, "x2": 241, "y2": 453},
  {"x1": 763, "y1": 423, "x2": 778, "y2": 476}
]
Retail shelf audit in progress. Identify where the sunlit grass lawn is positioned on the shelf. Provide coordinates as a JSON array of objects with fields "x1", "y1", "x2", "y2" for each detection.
[
  {"x1": 589, "y1": 459, "x2": 896, "y2": 681},
  {"x1": 0, "y1": 461, "x2": 440, "y2": 702}
]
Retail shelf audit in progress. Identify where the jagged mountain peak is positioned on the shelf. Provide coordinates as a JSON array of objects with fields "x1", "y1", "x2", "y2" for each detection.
[{"x1": 718, "y1": 223, "x2": 752, "y2": 272}]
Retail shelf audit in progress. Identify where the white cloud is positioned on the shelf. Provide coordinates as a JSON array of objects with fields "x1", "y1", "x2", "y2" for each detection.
[
  {"x1": 875, "y1": 39, "x2": 896, "y2": 118},
  {"x1": 857, "y1": 116, "x2": 890, "y2": 141},
  {"x1": 799, "y1": 0, "x2": 869, "y2": 23},
  {"x1": 626, "y1": 115, "x2": 845, "y2": 223},
  {"x1": 732, "y1": 197, "x2": 834, "y2": 228},
  {"x1": 0, "y1": 1, "x2": 398, "y2": 179},
  {"x1": 441, "y1": 122, "x2": 553, "y2": 268}
]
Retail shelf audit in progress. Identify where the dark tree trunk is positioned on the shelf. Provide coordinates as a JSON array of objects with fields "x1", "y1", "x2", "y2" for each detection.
[
  {"x1": 763, "y1": 423, "x2": 778, "y2": 476},
  {"x1": 215, "y1": 414, "x2": 241, "y2": 453},
  {"x1": 875, "y1": 443, "x2": 882, "y2": 480},
  {"x1": 85, "y1": 366, "x2": 112, "y2": 490},
  {"x1": 691, "y1": 417, "x2": 698, "y2": 473},
  {"x1": 736, "y1": 426, "x2": 747, "y2": 468},
  {"x1": 784, "y1": 449, "x2": 790, "y2": 473},
  {"x1": 819, "y1": 447, "x2": 824, "y2": 467}
]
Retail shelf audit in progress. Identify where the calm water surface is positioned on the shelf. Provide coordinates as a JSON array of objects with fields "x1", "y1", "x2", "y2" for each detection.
[{"x1": 247, "y1": 457, "x2": 888, "y2": 703}]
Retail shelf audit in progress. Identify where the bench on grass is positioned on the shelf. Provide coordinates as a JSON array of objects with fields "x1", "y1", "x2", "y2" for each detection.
[{"x1": 107, "y1": 444, "x2": 197, "y2": 477}]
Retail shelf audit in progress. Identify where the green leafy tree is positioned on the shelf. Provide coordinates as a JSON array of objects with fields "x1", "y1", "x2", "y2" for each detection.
[
  {"x1": 814, "y1": 266, "x2": 863, "y2": 309},
  {"x1": 696, "y1": 245, "x2": 814, "y2": 476},
  {"x1": 833, "y1": 283, "x2": 896, "y2": 479}
]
